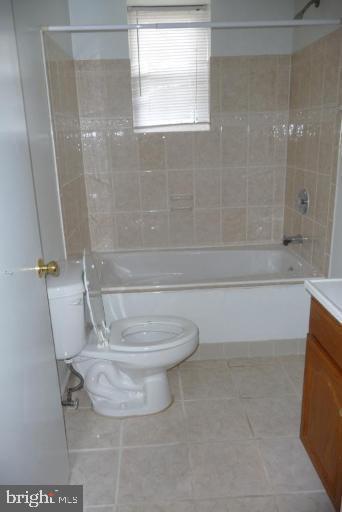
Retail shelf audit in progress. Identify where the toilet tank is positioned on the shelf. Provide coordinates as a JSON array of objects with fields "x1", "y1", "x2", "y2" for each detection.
[{"x1": 47, "y1": 261, "x2": 86, "y2": 360}]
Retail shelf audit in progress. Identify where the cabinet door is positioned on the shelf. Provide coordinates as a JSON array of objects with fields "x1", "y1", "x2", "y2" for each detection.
[{"x1": 301, "y1": 334, "x2": 342, "y2": 510}]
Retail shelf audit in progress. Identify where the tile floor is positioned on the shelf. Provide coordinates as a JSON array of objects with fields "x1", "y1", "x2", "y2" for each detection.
[{"x1": 65, "y1": 355, "x2": 334, "y2": 511}]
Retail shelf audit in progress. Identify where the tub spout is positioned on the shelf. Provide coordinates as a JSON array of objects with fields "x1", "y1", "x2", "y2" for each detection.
[{"x1": 283, "y1": 234, "x2": 309, "y2": 246}]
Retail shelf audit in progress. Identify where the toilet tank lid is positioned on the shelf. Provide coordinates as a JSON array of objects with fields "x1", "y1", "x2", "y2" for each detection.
[{"x1": 47, "y1": 261, "x2": 84, "y2": 299}]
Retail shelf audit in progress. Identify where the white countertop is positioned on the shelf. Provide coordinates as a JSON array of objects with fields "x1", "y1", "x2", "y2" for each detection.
[{"x1": 305, "y1": 278, "x2": 342, "y2": 324}]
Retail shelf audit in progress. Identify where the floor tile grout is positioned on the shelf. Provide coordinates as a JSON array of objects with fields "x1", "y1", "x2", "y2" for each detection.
[
  {"x1": 278, "y1": 358, "x2": 305, "y2": 400},
  {"x1": 84, "y1": 505, "x2": 115, "y2": 510},
  {"x1": 67, "y1": 356, "x2": 329, "y2": 508},
  {"x1": 113, "y1": 421, "x2": 123, "y2": 506},
  {"x1": 240, "y1": 399, "x2": 256, "y2": 438},
  {"x1": 179, "y1": 393, "x2": 298, "y2": 401},
  {"x1": 113, "y1": 489, "x2": 330, "y2": 506},
  {"x1": 256, "y1": 438, "x2": 276, "y2": 496},
  {"x1": 69, "y1": 432, "x2": 304, "y2": 453},
  {"x1": 69, "y1": 447, "x2": 119, "y2": 453}
]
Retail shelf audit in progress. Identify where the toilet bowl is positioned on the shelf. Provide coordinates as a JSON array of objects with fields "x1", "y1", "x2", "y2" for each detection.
[
  {"x1": 47, "y1": 254, "x2": 199, "y2": 417},
  {"x1": 73, "y1": 315, "x2": 197, "y2": 417}
]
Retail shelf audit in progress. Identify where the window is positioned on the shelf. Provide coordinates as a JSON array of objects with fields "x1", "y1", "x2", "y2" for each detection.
[{"x1": 127, "y1": 4, "x2": 210, "y2": 132}]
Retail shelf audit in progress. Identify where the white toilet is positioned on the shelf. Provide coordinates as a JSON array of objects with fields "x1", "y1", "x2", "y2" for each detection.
[{"x1": 47, "y1": 255, "x2": 199, "y2": 417}]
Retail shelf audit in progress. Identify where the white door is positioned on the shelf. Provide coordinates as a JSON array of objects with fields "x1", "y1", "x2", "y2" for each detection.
[{"x1": 0, "y1": 0, "x2": 69, "y2": 483}]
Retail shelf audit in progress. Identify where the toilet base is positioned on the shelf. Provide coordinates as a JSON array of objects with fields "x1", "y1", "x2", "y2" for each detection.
[
  {"x1": 90, "y1": 371, "x2": 172, "y2": 417},
  {"x1": 74, "y1": 358, "x2": 173, "y2": 417},
  {"x1": 92, "y1": 399, "x2": 174, "y2": 418}
]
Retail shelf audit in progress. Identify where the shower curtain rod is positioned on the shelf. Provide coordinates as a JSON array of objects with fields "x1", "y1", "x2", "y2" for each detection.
[{"x1": 42, "y1": 18, "x2": 341, "y2": 32}]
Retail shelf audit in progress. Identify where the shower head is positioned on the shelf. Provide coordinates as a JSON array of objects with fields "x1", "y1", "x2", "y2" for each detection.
[{"x1": 294, "y1": 0, "x2": 320, "y2": 20}]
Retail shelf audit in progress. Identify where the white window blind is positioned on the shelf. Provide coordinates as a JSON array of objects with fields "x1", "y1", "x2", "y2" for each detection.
[{"x1": 127, "y1": 5, "x2": 210, "y2": 131}]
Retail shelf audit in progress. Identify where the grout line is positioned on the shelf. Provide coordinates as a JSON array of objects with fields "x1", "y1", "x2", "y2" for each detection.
[
  {"x1": 84, "y1": 506, "x2": 115, "y2": 511},
  {"x1": 255, "y1": 438, "x2": 275, "y2": 496},
  {"x1": 177, "y1": 373, "x2": 194, "y2": 496},
  {"x1": 274, "y1": 490, "x2": 332, "y2": 496},
  {"x1": 245, "y1": 84, "x2": 251, "y2": 242},
  {"x1": 114, "y1": 421, "x2": 124, "y2": 506},
  {"x1": 70, "y1": 432, "x2": 309, "y2": 453},
  {"x1": 181, "y1": 396, "x2": 239, "y2": 403},
  {"x1": 191, "y1": 156, "x2": 196, "y2": 245},
  {"x1": 218, "y1": 120, "x2": 223, "y2": 244},
  {"x1": 179, "y1": 392, "x2": 297, "y2": 402},
  {"x1": 229, "y1": 367, "x2": 241, "y2": 398},
  {"x1": 68, "y1": 447, "x2": 119, "y2": 453},
  {"x1": 118, "y1": 441, "x2": 183, "y2": 450},
  {"x1": 165, "y1": 167, "x2": 171, "y2": 247},
  {"x1": 115, "y1": 489, "x2": 329, "y2": 508},
  {"x1": 177, "y1": 368, "x2": 186, "y2": 417},
  {"x1": 239, "y1": 398, "x2": 256, "y2": 439},
  {"x1": 279, "y1": 359, "x2": 304, "y2": 400}
]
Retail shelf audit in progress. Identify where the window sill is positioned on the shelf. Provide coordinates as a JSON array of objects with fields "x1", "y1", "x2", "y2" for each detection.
[{"x1": 134, "y1": 123, "x2": 210, "y2": 134}]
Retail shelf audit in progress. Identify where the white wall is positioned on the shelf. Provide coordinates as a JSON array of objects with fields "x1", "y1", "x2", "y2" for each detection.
[
  {"x1": 67, "y1": 0, "x2": 342, "y2": 57},
  {"x1": 292, "y1": 0, "x2": 342, "y2": 51},
  {"x1": 69, "y1": 0, "x2": 129, "y2": 59},
  {"x1": 212, "y1": 0, "x2": 295, "y2": 56},
  {"x1": 68, "y1": 0, "x2": 296, "y2": 60}
]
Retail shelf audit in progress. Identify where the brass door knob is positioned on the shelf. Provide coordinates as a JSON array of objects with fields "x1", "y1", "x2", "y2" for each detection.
[{"x1": 36, "y1": 258, "x2": 60, "y2": 278}]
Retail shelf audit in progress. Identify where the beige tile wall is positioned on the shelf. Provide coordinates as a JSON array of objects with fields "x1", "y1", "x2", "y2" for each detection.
[
  {"x1": 284, "y1": 28, "x2": 342, "y2": 275},
  {"x1": 74, "y1": 55, "x2": 290, "y2": 251},
  {"x1": 45, "y1": 36, "x2": 91, "y2": 257},
  {"x1": 45, "y1": 31, "x2": 342, "y2": 271}
]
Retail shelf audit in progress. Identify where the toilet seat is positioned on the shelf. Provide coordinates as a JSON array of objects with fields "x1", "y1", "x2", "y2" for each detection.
[
  {"x1": 109, "y1": 316, "x2": 197, "y2": 352},
  {"x1": 80, "y1": 316, "x2": 197, "y2": 360},
  {"x1": 82, "y1": 253, "x2": 197, "y2": 353}
]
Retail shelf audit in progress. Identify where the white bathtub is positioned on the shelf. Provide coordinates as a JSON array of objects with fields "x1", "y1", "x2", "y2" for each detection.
[{"x1": 96, "y1": 245, "x2": 319, "y2": 345}]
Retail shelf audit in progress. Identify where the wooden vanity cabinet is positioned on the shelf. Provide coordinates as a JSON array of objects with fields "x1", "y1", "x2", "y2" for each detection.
[{"x1": 300, "y1": 298, "x2": 342, "y2": 511}]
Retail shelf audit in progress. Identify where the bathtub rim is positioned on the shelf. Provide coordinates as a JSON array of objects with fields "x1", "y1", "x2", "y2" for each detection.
[
  {"x1": 94, "y1": 243, "x2": 321, "y2": 294},
  {"x1": 100, "y1": 275, "x2": 322, "y2": 294},
  {"x1": 95, "y1": 242, "x2": 312, "y2": 257}
]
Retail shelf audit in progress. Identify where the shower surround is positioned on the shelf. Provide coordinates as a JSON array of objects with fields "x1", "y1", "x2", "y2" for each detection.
[
  {"x1": 45, "y1": 27, "x2": 341, "y2": 277},
  {"x1": 45, "y1": 36, "x2": 91, "y2": 255},
  {"x1": 75, "y1": 55, "x2": 290, "y2": 251},
  {"x1": 284, "y1": 27, "x2": 342, "y2": 275}
]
